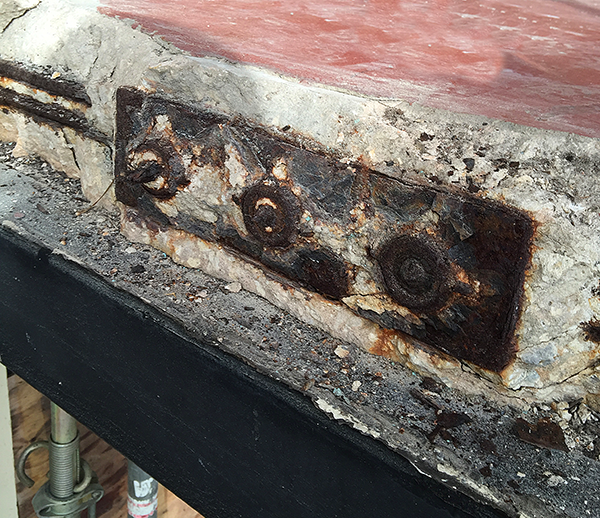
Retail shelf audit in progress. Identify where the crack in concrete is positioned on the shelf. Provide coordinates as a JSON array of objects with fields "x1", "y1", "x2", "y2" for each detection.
[
  {"x1": 89, "y1": 53, "x2": 100, "y2": 76},
  {"x1": 541, "y1": 362, "x2": 600, "y2": 390},
  {"x1": 61, "y1": 128, "x2": 81, "y2": 172},
  {"x1": 458, "y1": 362, "x2": 527, "y2": 402},
  {"x1": 1, "y1": 0, "x2": 40, "y2": 34}
]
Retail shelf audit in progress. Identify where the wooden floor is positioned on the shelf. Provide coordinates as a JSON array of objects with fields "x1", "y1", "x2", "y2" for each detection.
[{"x1": 9, "y1": 375, "x2": 204, "y2": 518}]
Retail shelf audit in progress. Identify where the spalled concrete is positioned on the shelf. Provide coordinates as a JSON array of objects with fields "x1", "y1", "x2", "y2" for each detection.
[
  {"x1": 2, "y1": 1, "x2": 600, "y2": 516},
  {"x1": 3, "y1": 139, "x2": 600, "y2": 518}
]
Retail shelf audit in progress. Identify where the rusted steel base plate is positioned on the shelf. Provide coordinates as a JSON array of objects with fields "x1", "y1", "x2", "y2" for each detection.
[{"x1": 115, "y1": 88, "x2": 534, "y2": 373}]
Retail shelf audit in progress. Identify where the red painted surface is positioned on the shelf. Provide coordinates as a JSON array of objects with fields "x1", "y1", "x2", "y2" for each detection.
[{"x1": 100, "y1": 0, "x2": 600, "y2": 137}]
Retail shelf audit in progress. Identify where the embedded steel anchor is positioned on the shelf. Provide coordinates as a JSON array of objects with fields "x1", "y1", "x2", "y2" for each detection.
[
  {"x1": 16, "y1": 402, "x2": 104, "y2": 518},
  {"x1": 115, "y1": 87, "x2": 534, "y2": 372}
]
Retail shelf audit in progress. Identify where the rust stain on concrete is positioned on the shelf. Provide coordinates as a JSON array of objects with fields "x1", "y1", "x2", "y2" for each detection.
[
  {"x1": 115, "y1": 87, "x2": 536, "y2": 374},
  {"x1": 369, "y1": 329, "x2": 403, "y2": 362}
]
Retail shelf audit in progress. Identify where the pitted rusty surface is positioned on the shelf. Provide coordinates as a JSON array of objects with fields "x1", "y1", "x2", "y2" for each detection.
[
  {"x1": 0, "y1": 60, "x2": 105, "y2": 141},
  {"x1": 115, "y1": 88, "x2": 534, "y2": 373}
]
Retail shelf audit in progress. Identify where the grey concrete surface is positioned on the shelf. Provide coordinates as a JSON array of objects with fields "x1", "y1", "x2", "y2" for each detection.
[{"x1": 2, "y1": 140, "x2": 600, "y2": 518}]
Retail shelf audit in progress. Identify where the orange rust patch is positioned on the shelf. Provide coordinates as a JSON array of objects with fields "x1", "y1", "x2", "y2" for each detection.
[
  {"x1": 370, "y1": 329, "x2": 402, "y2": 362},
  {"x1": 424, "y1": 344, "x2": 460, "y2": 370}
]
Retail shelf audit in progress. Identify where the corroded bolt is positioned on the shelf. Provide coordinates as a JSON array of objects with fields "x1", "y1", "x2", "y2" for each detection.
[
  {"x1": 128, "y1": 147, "x2": 164, "y2": 182},
  {"x1": 253, "y1": 199, "x2": 284, "y2": 235},
  {"x1": 241, "y1": 184, "x2": 300, "y2": 248},
  {"x1": 376, "y1": 234, "x2": 451, "y2": 312},
  {"x1": 126, "y1": 143, "x2": 188, "y2": 200},
  {"x1": 397, "y1": 257, "x2": 432, "y2": 293}
]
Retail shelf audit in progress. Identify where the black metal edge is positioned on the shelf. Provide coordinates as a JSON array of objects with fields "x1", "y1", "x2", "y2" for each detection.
[
  {"x1": 0, "y1": 58, "x2": 92, "y2": 106},
  {"x1": 0, "y1": 224, "x2": 508, "y2": 518},
  {"x1": 0, "y1": 90, "x2": 110, "y2": 146}
]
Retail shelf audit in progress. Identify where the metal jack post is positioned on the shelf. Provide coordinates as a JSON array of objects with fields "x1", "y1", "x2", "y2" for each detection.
[
  {"x1": 127, "y1": 460, "x2": 158, "y2": 518},
  {"x1": 16, "y1": 402, "x2": 104, "y2": 518}
]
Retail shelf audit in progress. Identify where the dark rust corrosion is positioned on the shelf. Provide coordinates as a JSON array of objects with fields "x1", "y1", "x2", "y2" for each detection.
[
  {"x1": 376, "y1": 234, "x2": 451, "y2": 312},
  {"x1": 240, "y1": 183, "x2": 301, "y2": 248},
  {"x1": 581, "y1": 319, "x2": 600, "y2": 343},
  {"x1": 514, "y1": 417, "x2": 568, "y2": 452},
  {"x1": 126, "y1": 141, "x2": 189, "y2": 200},
  {"x1": 114, "y1": 87, "x2": 535, "y2": 373},
  {"x1": 0, "y1": 59, "x2": 91, "y2": 105},
  {"x1": 295, "y1": 248, "x2": 349, "y2": 300},
  {"x1": 0, "y1": 60, "x2": 111, "y2": 144}
]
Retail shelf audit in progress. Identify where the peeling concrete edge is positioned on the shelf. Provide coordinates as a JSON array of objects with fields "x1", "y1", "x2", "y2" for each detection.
[
  {"x1": 314, "y1": 397, "x2": 381, "y2": 439},
  {"x1": 313, "y1": 395, "x2": 506, "y2": 514},
  {"x1": 313, "y1": 394, "x2": 535, "y2": 518},
  {"x1": 2, "y1": 217, "x2": 93, "y2": 271},
  {"x1": 435, "y1": 463, "x2": 522, "y2": 517},
  {"x1": 1, "y1": 218, "x2": 22, "y2": 234}
]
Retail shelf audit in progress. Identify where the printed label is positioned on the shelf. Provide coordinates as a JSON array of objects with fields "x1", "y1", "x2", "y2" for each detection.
[
  {"x1": 134, "y1": 478, "x2": 154, "y2": 498},
  {"x1": 127, "y1": 493, "x2": 158, "y2": 518}
]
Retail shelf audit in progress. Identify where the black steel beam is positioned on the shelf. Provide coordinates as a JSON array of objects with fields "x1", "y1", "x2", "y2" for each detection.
[{"x1": 0, "y1": 225, "x2": 506, "y2": 518}]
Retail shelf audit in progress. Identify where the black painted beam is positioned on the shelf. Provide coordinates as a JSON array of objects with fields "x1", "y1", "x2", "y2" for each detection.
[{"x1": 0, "y1": 225, "x2": 506, "y2": 518}]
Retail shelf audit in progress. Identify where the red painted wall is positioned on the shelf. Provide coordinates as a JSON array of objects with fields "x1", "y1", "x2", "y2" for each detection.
[{"x1": 101, "y1": 0, "x2": 600, "y2": 137}]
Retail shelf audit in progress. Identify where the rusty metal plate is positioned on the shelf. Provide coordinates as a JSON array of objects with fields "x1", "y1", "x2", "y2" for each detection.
[
  {"x1": 115, "y1": 87, "x2": 534, "y2": 372},
  {"x1": 0, "y1": 59, "x2": 104, "y2": 140}
]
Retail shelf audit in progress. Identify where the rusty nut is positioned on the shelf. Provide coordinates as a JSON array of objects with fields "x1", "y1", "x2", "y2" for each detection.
[
  {"x1": 126, "y1": 142, "x2": 187, "y2": 200},
  {"x1": 376, "y1": 234, "x2": 451, "y2": 312},
  {"x1": 241, "y1": 184, "x2": 301, "y2": 248}
]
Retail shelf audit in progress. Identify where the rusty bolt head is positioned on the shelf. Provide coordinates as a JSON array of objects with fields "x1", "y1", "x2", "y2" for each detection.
[
  {"x1": 241, "y1": 184, "x2": 301, "y2": 248},
  {"x1": 127, "y1": 143, "x2": 188, "y2": 200},
  {"x1": 376, "y1": 234, "x2": 451, "y2": 312}
]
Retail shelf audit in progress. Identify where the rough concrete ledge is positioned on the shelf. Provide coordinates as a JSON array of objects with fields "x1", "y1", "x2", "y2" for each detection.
[
  {"x1": 1, "y1": 1, "x2": 600, "y2": 516},
  {"x1": 1, "y1": 0, "x2": 599, "y2": 399},
  {"x1": 2, "y1": 140, "x2": 600, "y2": 518}
]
